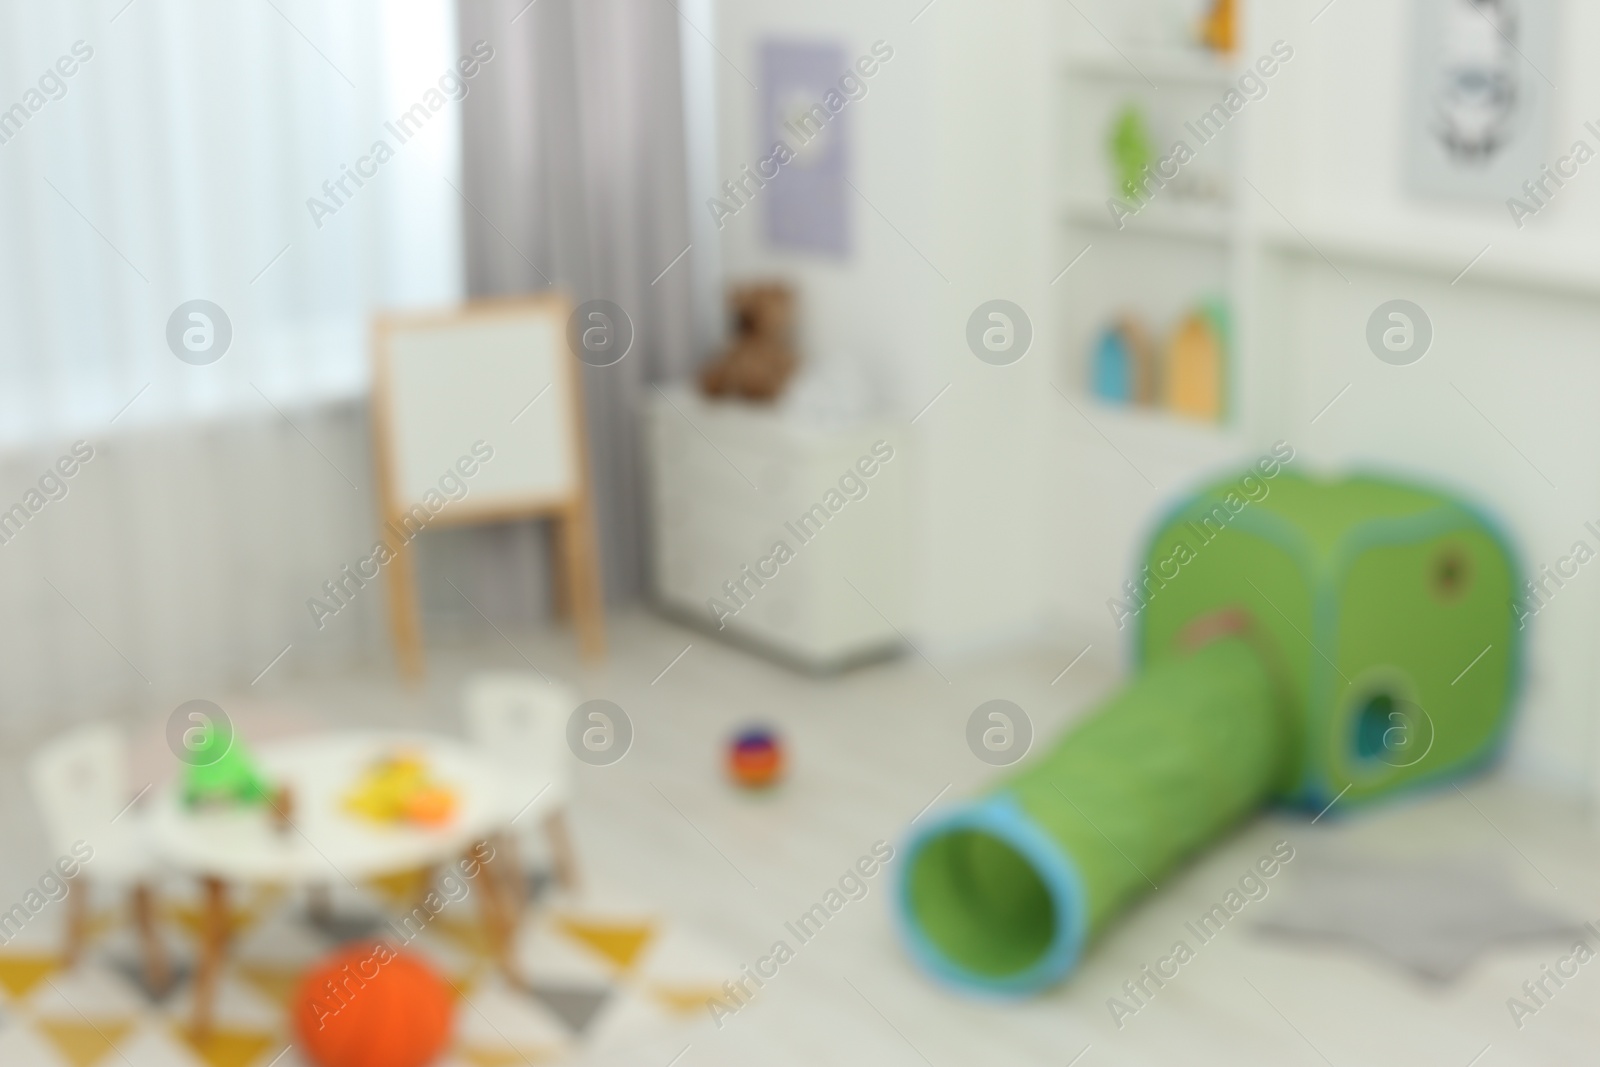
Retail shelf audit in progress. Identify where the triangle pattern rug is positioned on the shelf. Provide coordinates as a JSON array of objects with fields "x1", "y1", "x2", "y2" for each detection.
[{"x1": 0, "y1": 874, "x2": 730, "y2": 1067}]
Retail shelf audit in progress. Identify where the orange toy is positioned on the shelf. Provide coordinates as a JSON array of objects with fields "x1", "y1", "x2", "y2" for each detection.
[
  {"x1": 403, "y1": 787, "x2": 459, "y2": 827},
  {"x1": 292, "y1": 942, "x2": 453, "y2": 1067},
  {"x1": 1200, "y1": 0, "x2": 1235, "y2": 53}
]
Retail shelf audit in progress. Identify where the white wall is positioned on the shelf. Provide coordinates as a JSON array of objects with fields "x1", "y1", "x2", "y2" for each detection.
[{"x1": 711, "y1": 0, "x2": 1056, "y2": 658}]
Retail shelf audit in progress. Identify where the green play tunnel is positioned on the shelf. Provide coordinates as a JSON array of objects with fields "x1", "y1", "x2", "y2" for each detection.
[
  {"x1": 897, "y1": 471, "x2": 1521, "y2": 994},
  {"x1": 900, "y1": 636, "x2": 1288, "y2": 992}
]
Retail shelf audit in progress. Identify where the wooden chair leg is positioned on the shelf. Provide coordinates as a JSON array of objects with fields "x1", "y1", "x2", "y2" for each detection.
[
  {"x1": 412, "y1": 865, "x2": 439, "y2": 917},
  {"x1": 385, "y1": 533, "x2": 426, "y2": 681},
  {"x1": 560, "y1": 504, "x2": 606, "y2": 661},
  {"x1": 63, "y1": 875, "x2": 88, "y2": 966},
  {"x1": 494, "y1": 834, "x2": 525, "y2": 917},
  {"x1": 544, "y1": 809, "x2": 580, "y2": 892},
  {"x1": 191, "y1": 878, "x2": 229, "y2": 1040},
  {"x1": 470, "y1": 842, "x2": 520, "y2": 986},
  {"x1": 130, "y1": 884, "x2": 171, "y2": 997},
  {"x1": 307, "y1": 883, "x2": 333, "y2": 926}
]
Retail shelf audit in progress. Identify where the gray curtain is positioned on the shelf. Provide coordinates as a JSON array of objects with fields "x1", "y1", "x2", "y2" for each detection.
[{"x1": 453, "y1": 0, "x2": 700, "y2": 607}]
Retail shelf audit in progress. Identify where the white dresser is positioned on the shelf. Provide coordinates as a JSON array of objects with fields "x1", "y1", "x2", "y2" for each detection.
[{"x1": 645, "y1": 386, "x2": 912, "y2": 670}]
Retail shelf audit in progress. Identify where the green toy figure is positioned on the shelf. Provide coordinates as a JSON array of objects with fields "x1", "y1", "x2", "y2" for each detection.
[
  {"x1": 1108, "y1": 104, "x2": 1155, "y2": 200},
  {"x1": 177, "y1": 700, "x2": 273, "y2": 808}
]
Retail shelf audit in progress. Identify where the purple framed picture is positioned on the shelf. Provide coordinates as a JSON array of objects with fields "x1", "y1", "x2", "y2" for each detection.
[{"x1": 760, "y1": 39, "x2": 851, "y2": 257}]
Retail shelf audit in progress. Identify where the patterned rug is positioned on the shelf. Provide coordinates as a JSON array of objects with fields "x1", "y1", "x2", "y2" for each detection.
[{"x1": 0, "y1": 873, "x2": 731, "y2": 1067}]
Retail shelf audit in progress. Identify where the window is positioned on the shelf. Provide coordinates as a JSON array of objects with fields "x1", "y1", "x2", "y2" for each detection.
[{"x1": 0, "y1": 0, "x2": 464, "y2": 446}]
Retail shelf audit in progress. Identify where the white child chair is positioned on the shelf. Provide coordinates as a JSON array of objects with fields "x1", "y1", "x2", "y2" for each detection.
[
  {"x1": 463, "y1": 674, "x2": 581, "y2": 893},
  {"x1": 28, "y1": 722, "x2": 171, "y2": 993}
]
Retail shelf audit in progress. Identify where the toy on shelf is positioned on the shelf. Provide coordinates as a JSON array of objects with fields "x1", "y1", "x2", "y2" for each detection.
[
  {"x1": 1090, "y1": 315, "x2": 1157, "y2": 406},
  {"x1": 1200, "y1": 0, "x2": 1236, "y2": 53},
  {"x1": 1164, "y1": 297, "x2": 1229, "y2": 422},
  {"x1": 1108, "y1": 104, "x2": 1156, "y2": 202},
  {"x1": 343, "y1": 751, "x2": 460, "y2": 828},
  {"x1": 897, "y1": 472, "x2": 1519, "y2": 994},
  {"x1": 1087, "y1": 300, "x2": 1225, "y2": 420},
  {"x1": 699, "y1": 283, "x2": 799, "y2": 403},
  {"x1": 727, "y1": 727, "x2": 785, "y2": 789}
]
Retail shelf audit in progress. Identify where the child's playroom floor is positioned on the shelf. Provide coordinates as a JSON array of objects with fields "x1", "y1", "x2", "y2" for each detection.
[{"x1": 4, "y1": 610, "x2": 1596, "y2": 1066}]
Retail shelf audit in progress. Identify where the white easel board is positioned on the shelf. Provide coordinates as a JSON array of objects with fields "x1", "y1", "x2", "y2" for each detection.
[{"x1": 375, "y1": 298, "x2": 579, "y2": 516}]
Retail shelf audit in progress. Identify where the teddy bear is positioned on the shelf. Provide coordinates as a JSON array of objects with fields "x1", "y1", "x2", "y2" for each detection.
[{"x1": 698, "y1": 282, "x2": 799, "y2": 402}]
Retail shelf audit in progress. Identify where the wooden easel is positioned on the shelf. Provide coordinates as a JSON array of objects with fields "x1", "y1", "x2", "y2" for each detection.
[{"x1": 371, "y1": 296, "x2": 605, "y2": 679}]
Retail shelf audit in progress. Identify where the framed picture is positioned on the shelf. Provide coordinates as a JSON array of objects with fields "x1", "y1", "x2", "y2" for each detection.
[
  {"x1": 1403, "y1": 0, "x2": 1559, "y2": 204},
  {"x1": 761, "y1": 39, "x2": 852, "y2": 256}
]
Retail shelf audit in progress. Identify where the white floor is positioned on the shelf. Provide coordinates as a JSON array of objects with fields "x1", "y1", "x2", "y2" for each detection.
[{"x1": 6, "y1": 609, "x2": 1600, "y2": 1066}]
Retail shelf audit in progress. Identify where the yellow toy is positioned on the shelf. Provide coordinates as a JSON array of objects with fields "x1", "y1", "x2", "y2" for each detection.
[
  {"x1": 1165, "y1": 300, "x2": 1228, "y2": 422},
  {"x1": 343, "y1": 751, "x2": 460, "y2": 828}
]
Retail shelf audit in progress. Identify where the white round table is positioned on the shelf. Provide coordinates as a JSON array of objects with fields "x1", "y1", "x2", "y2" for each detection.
[
  {"x1": 149, "y1": 730, "x2": 524, "y2": 1036},
  {"x1": 150, "y1": 730, "x2": 511, "y2": 884}
]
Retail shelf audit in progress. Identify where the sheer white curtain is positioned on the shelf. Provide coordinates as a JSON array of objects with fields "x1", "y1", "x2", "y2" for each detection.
[
  {"x1": 0, "y1": 0, "x2": 462, "y2": 445},
  {"x1": 0, "y1": 0, "x2": 465, "y2": 740}
]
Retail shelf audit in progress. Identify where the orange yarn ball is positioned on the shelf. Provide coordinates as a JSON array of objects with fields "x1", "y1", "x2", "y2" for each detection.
[{"x1": 291, "y1": 942, "x2": 453, "y2": 1067}]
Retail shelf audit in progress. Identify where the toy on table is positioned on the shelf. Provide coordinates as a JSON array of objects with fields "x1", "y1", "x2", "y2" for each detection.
[
  {"x1": 183, "y1": 730, "x2": 274, "y2": 809},
  {"x1": 897, "y1": 471, "x2": 1519, "y2": 994},
  {"x1": 343, "y1": 751, "x2": 460, "y2": 828},
  {"x1": 1090, "y1": 315, "x2": 1157, "y2": 406},
  {"x1": 699, "y1": 283, "x2": 799, "y2": 402},
  {"x1": 727, "y1": 727, "x2": 785, "y2": 789},
  {"x1": 1108, "y1": 104, "x2": 1155, "y2": 202},
  {"x1": 293, "y1": 941, "x2": 453, "y2": 1067},
  {"x1": 1164, "y1": 298, "x2": 1228, "y2": 422}
]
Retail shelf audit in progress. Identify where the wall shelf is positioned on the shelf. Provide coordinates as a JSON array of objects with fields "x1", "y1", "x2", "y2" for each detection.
[
  {"x1": 1256, "y1": 211, "x2": 1600, "y2": 300},
  {"x1": 1063, "y1": 194, "x2": 1232, "y2": 242},
  {"x1": 1068, "y1": 393, "x2": 1232, "y2": 440},
  {"x1": 1053, "y1": 391, "x2": 1243, "y2": 496},
  {"x1": 1051, "y1": 24, "x2": 1256, "y2": 569},
  {"x1": 1061, "y1": 46, "x2": 1237, "y2": 88}
]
